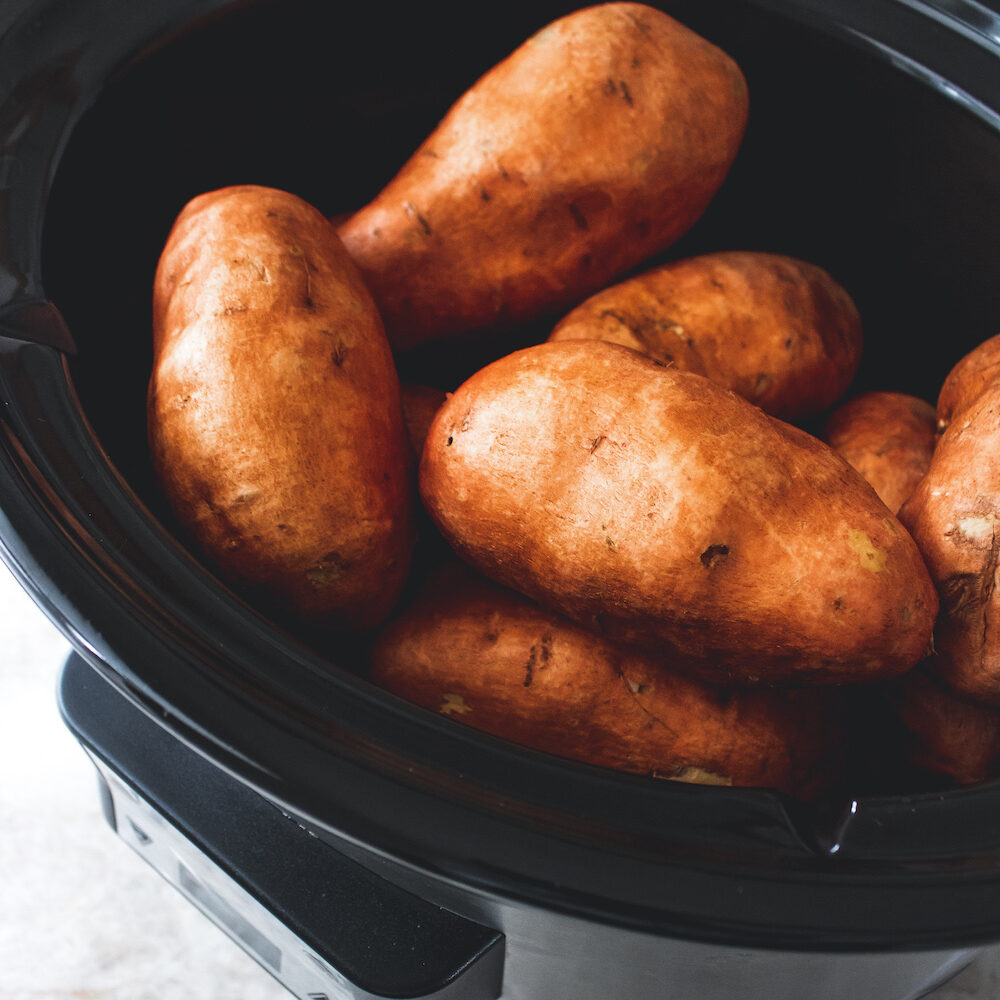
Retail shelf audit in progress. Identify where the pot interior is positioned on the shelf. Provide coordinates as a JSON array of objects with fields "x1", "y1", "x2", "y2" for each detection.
[{"x1": 39, "y1": 0, "x2": 1000, "y2": 788}]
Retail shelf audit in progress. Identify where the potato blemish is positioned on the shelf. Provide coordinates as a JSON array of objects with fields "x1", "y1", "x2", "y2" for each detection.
[
  {"x1": 657, "y1": 765, "x2": 733, "y2": 786},
  {"x1": 955, "y1": 514, "x2": 997, "y2": 546},
  {"x1": 440, "y1": 693, "x2": 472, "y2": 716},
  {"x1": 848, "y1": 529, "x2": 887, "y2": 573},
  {"x1": 700, "y1": 543, "x2": 729, "y2": 568},
  {"x1": 305, "y1": 550, "x2": 351, "y2": 588}
]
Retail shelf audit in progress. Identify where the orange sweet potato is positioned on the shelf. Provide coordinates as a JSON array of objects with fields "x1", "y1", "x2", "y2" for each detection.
[
  {"x1": 371, "y1": 565, "x2": 845, "y2": 798},
  {"x1": 886, "y1": 661, "x2": 1000, "y2": 785},
  {"x1": 148, "y1": 185, "x2": 414, "y2": 630},
  {"x1": 900, "y1": 378, "x2": 1000, "y2": 705},
  {"x1": 936, "y1": 333, "x2": 1000, "y2": 433},
  {"x1": 338, "y1": 3, "x2": 748, "y2": 350},
  {"x1": 822, "y1": 391, "x2": 936, "y2": 514},
  {"x1": 419, "y1": 340, "x2": 937, "y2": 685},
  {"x1": 548, "y1": 251, "x2": 862, "y2": 420}
]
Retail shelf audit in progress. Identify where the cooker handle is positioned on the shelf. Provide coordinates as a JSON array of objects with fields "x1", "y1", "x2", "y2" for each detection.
[{"x1": 58, "y1": 650, "x2": 505, "y2": 1000}]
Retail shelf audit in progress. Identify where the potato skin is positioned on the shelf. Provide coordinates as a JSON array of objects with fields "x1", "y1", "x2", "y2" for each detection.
[
  {"x1": 822, "y1": 391, "x2": 936, "y2": 514},
  {"x1": 370, "y1": 565, "x2": 845, "y2": 798},
  {"x1": 899, "y1": 379, "x2": 1000, "y2": 705},
  {"x1": 338, "y1": 3, "x2": 748, "y2": 350},
  {"x1": 419, "y1": 341, "x2": 937, "y2": 685},
  {"x1": 936, "y1": 334, "x2": 1000, "y2": 433},
  {"x1": 548, "y1": 251, "x2": 862, "y2": 420},
  {"x1": 148, "y1": 185, "x2": 414, "y2": 630},
  {"x1": 886, "y1": 661, "x2": 1000, "y2": 785}
]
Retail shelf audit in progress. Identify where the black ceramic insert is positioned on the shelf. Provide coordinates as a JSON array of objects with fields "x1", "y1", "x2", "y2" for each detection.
[{"x1": 2, "y1": 0, "x2": 1000, "y2": 954}]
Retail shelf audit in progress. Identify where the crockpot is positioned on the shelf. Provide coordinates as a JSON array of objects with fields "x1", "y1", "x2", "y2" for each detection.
[{"x1": 3, "y1": 1, "x2": 1000, "y2": 998}]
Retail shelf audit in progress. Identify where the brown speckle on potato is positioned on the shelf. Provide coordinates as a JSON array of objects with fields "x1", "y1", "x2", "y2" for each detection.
[
  {"x1": 331, "y1": 339, "x2": 349, "y2": 367},
  {"x1": 524, "y1": 632, "x2": 554, "y2": 687},
  {"x1": 601, "y1": 77, "x2": 634, "y2": 105},
  {"x1": 523, "y1": 645, "x2": 538, "y2": 687},
  {"x1": 700, "y1": 543, "x2": 729, "y2": 568},
  {"x1": 599, "y1": 308, "x2": 629, "y2": 329},
  {"x1": 305, "y1": 550, "x2": 351, "y2": 588},
  {"x1": 403, "y1": 201, "x2": 433, "y2": 236},
  {"x1": 568, "y1": 203, "x2": 589, "y2": 230}
]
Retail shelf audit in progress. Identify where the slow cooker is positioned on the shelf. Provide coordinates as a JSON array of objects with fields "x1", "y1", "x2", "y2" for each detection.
[{"x1": 4, "y1": 1, "x2": 1000, "y2": 998}]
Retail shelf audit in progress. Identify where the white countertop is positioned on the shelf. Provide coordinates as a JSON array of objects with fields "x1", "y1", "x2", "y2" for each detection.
[
  {"x1": 2, "y1": 558, "x2": 999, "y2": 1000},
  {"x1": 0, "y1": 561, "x2": 286, "y2": 1000}
]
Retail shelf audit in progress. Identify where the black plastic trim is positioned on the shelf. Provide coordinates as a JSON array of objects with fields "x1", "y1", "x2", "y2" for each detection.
[{"x1": 59, "y1": 651, "x2": 505, "y2": 1000}]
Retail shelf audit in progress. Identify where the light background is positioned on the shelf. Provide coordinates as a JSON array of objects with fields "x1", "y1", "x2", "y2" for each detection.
[
  {"x1": 1, "y1": 557, "x2": 998, "y2": 1000},
  {"x1": 0, "y1": 561, "x2": 285, "y2": 1000}
]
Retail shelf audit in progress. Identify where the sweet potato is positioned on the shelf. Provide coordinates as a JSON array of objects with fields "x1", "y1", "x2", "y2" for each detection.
[
  {"x1": 822, "y1": 391, "x2": 936, "y2": 514},
  {"x1": 886, "y1": 661, "x2": 1000, "y2": 785},
  {"x1": 371, "y1": 564, "x2": 845, "y2": 798},
  {"x1": 899, "y1": 378, "x2": 1000, "y2": 705},
  {"x1": 548, "y1": 251, "x2": 862, "y2": 420},
  {"x1": 338, "y1": 3, "x2": 748, "y2": 350},
  {"x1": 148, "y1": 185, "x2": 414, "y2": 630},
  {"x1": 419, "y1": 340, "x2": 937, "y2": 685},
  {"x1": 936, "y1": 333, "x2": 1000, "y2": 433}
]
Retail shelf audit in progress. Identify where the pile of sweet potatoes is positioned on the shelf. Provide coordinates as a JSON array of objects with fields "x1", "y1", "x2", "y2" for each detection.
[{"x1": 146, "y1": 3, "x2": 998, "y2": 800}]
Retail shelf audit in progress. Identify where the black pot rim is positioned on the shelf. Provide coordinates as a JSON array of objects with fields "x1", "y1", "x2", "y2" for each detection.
[{"x1": 5, "y1": 0, "x2": 1000, "y2": 952}]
